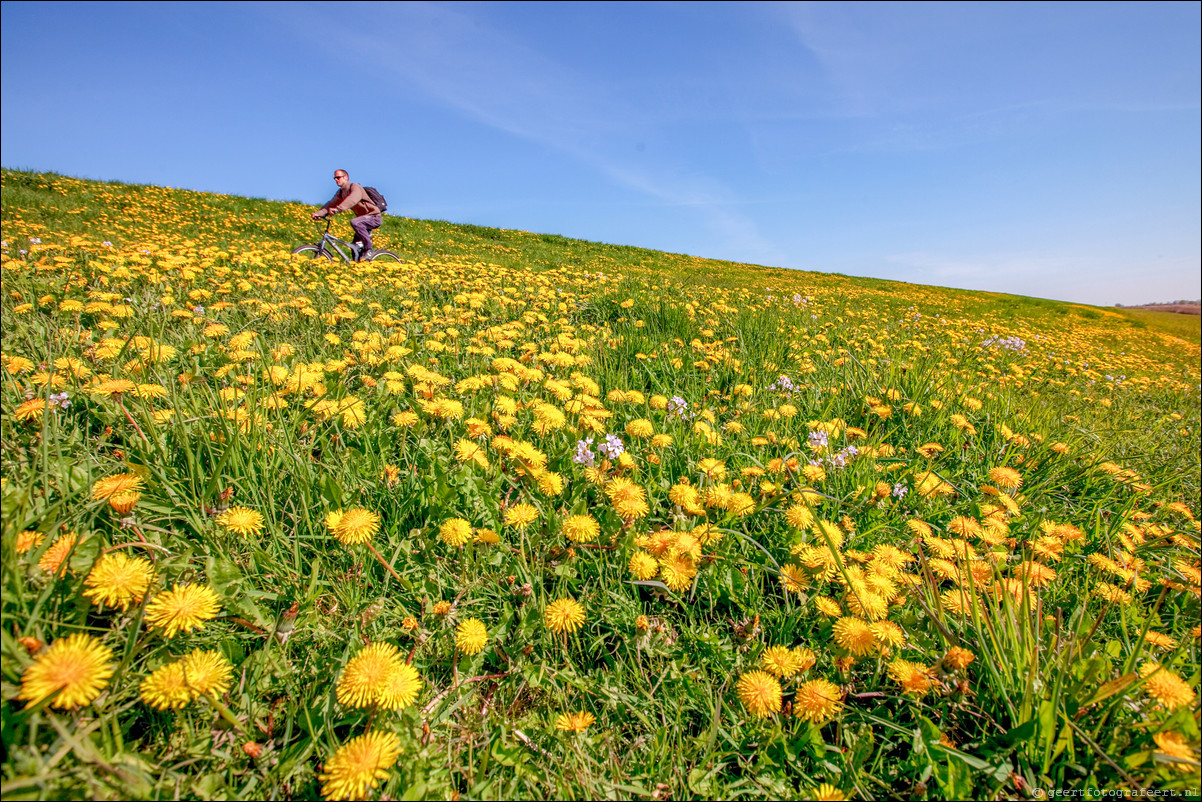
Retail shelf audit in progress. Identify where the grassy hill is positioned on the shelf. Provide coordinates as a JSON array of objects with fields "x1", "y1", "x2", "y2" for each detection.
[{"x1": 2, "y1": 168, "x2": 1199, "y2": 800}]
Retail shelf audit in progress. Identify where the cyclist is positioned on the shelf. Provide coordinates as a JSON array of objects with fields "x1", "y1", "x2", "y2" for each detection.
[{"x1": 311, "y1": 170, "x2": 382, "y2": 261}]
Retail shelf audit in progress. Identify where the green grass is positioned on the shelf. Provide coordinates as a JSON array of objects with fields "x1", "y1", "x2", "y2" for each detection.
[
  {"x1": 1113, "y1": 308, "x2": 1201, "y2": 345},
  {"x1": 2, "y1": 168, "x2": 1199, "y2": 800}
]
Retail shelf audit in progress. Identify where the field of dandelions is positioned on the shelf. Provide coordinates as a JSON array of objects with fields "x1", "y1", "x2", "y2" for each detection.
[{"x1": 2, "y1": 169, "x2": 1199, "y2": 800}]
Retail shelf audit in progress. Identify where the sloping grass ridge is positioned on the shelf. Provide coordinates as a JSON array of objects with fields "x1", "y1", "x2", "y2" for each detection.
[{"x1": 2, "y1": 169, "x2": 1199, "y2": 800}]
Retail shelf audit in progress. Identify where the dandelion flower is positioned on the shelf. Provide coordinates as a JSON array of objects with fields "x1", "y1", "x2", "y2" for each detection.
[
  {"x1": 659, "y1": 553, "x2": 698, "y2": 592},
  {"x1": 811, "y1": 783, "x2": 847, "y2": 801},
  {"x1": 91, "y1": 473, "x2": 145, "y2": 502},
  {"x1": 338, "y1": 642, "x2": 402, "y2": 708},
  {"x1": 38, "y1": 532, "x2": 80, "y2": 577},
  {"x1": 456, "y1": 618, "x2": 488, "y2": 655},
  {"x1": 331, "y1": 508, "x2": 381, "y2": 545},
  {"x1": 785, "y1": 503, "x2": 815, "y2": 529},
  {"x1": 438, "y1": 518, "x2": 473, "y2": 548},
  {"x1": 503, "y1": 503, "x2": 539, "y2": 530},
  {"x1": 82, "y1": 552, "x2": 154, "y2": 612},
  {"x1": 545, "y1": 597, "x2": 586, "y2": 634},
  {"x1": 625, "y1": 419, "x2": 654, "y2": 438},
  {"x1": 870, "y1": 621, "x2": 905, "y2": 651},
  {"x1": 555, "y1": 711, "x2": 596, "y2": 732},
  {"x1": 13, "y1": 398, "x2": 46, "y2": 421},
  {"x1": 832, "y1": 617, "x2": 876, "y2": 656},
  {"x1": 1153, "y1": 731, "x2": 1198, "y2": 773},
  {"x1": 942, "y1": 647, "x2": 975, "y2": 671},
  {"x1": 319, "y1": 730, "x2": 402, "y2": 801},
  {"x1": 736, "y1": 669, "x2": 782, "y2": 717},
  {"x1": 18, "y1": 633, "x2": 114, "y2": 709},
  {"x1": 628, "y1": 550, "x2": 659, "y2": 580},
  {"x1": 814, "y1": 597, "x2": 842, "y2": 618},
  {"x1": 108, "y1": 491, "x2": 140, "y2": 514},
  {"x1": 218, "y1": 506, "x2": 265, "y2": 536},
  {"x1": 1139, "y1": 662, "x2": 1196, "y2": 710},
  {"x1": 987, "y1": 466, "x2": 1023, "y2": 491},
  {"x1": 377, "y1": 662, "x2": 423, "y2": 710},
  {"x1": 16, "y1": 530, "x2": 45, "y2": 553},
  {"x1": 144, "y1": 584, "x2": 222, "y2": 638},
  {"x1": 793, "y1": 679, "x2": 843, "y2": 724},
  {"x1": 780, "y1": 563, "x2": 808, "y2": 593},
  {"x1": 140, "y1": 661, "x2": 193, "y2": 710},
  {"x1": 761, "y1": 645, "x2": 805, "y2": 678},
  {"x1": 181, "y1": 649, "x2": 234, "y2": 696},
  {"x1": 562, "y1": 514, "x2": 600, "y2": 543},
  {"x1": 888, "y1": 659, "x2": 933, "y2": 695}
]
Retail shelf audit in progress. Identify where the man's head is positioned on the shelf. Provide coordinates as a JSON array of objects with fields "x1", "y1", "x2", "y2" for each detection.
[{"x1": 333, "y1": 170, "x2": 350, "y2": 190}]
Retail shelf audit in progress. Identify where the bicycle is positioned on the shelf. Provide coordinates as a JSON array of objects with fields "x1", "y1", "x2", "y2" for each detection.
[{"x1": 291, "y1": 220, "x2": 401, "y2": 262}]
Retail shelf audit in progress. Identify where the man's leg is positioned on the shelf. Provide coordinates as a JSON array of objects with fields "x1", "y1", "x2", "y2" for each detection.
[{"x1": 351, "y1": 215, "x2": 383, "y2": 259}]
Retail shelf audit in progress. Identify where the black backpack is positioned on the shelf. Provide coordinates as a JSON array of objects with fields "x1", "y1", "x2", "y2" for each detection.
[{"x1": 363, "y1": 186, "x2": 387, "y2": 213}]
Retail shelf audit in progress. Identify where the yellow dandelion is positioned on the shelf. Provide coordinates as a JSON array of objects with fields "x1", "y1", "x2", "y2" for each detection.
[
  {"x1": 319, "y1": 730, "x2": 403, "y2": 801},
  {"x1": 218, "y1": 506, "x2": 265, "y2": 536},
  {"x1": 337, "y1": 643, "x2": 422, "y2": 710},
  {"x1": 784, "y1": 502, "x2": 816, "y2": 530},
  {"x1": 871, "y1": 621, "x2": 905, "y2": 651},
  {"x1": 144, "y1": 584, "x2": 222, "y2": 638},
  {"x1": 1152, "y1": 731, "x2": 1198, "y2": 773},
  {"x1": 503, "y1": 502, "x2": 539, "y2": 530},
  {"x1": 438, "y1": 518, "x2": 473, "y2": 548},
  {"x1": 941, "y1": 647, "x2": 975, "y2": 671},
  {"x1": 544, "y1": 597, "x2": 586, "y2": 634},
  {"x1": 13, "y1": 398, "x2": 46, "y2": 421},
  {"x1": 987, "y1": 466, "x2": 1023, "y2": 491},
  {"x1": 832, "y1": 617, "x2": 876, "y2": 656},
  {"x1": 555, "y1": 711, "x2": 596, "y2": 732},
  {"x1": 628, "y1": 550, "x2": 659, "y2": 580},
  {"x1": 181, "y1": 649, "x2": 234, "y2": 696},
  {"x1": 16, "y1": 530, "x2": 46, "y2": 553},
  {"x1": 761, "y1": 645, "x2": 805, "y2": 678},
  {"x1": 845, "y1": 589, "x2": 889, "y2": 621},
  {"x1": 91, "y1": 473, "x2": 145, "y2": 501},
  {"x1": 814, "y1": 597, "x2": 842, "y2": 618},
  {"x1": 456, "y1": 618, "x2": 488, "y2": 655},
  {"x1": 607, "y1": 478, "x2": 651, "y2": 521},
  {"x1": 562, "y1": 514, "x2": 600, "y2": 543},
  {"x1": 331, "y1": 508, "x2": 381, "y2": 545},
  {"x1": 18, "y1": 633, "x2": 114, "y2": 709},
  {"x1": 794, "y1": 678, "x2": 844, "y2": 724},
  {"x1": 1139, "y1": 662, "x2": 1196, "y2": 710},
  {"x1": 737, "y1": 669, "x2": 782, "y2": 717},
  {"x1": 140, "y1": 660, "x2": 193, "y2": 710},
  {"x1": 810, "y1": 783, "x2": 847, "y2": 801},
  {"x1": 888, "y1": 659, "x2": 933, "y2": 695},
  {"x1": 82, "y1": 552, "x2": 154, "y2": 612},
  {"x1": 454, "y1": 438, "x2": 490, "y2": 469},
  {"x1": 107, "y1": 491, "x2": 140, "y2": 514},
  {"x1": 659, "y1": 552, "x2": 698, "y2": 592},
  {"x1": 38, "y1": 532, "x2": 80, "y2": 577},
  {"x1": 780, "y1": 563, "x2": 808, "y2": 594},
  {"x1": 625, "y1": 418, "x2": 654, "y2": 438}
]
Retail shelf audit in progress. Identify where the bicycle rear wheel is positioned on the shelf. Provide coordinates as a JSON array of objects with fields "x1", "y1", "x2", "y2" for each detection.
[
  {"x1": 369, "y1": 250, "x2": 401, "y2": 262},
  {"x1": 291, "y1": 244, "x2": 332, "y2": 260}
]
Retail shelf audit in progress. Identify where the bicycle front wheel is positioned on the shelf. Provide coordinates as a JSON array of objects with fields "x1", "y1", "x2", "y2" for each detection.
[
  {"x1": 369, "y1": 250, "x2": 402, "y2": 262},
  {"x1": 290, "y1": 244, "x2": 332, "y2": 260}
]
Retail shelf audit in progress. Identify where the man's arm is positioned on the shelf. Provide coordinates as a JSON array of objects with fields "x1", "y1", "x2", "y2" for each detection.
[{"x1": 328, "y1": 184, "x2": 368, "y2": 214}]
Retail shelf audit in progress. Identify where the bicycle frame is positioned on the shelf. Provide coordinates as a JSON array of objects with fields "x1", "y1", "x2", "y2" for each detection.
[{"x1": 312, "y1": 220, "x2": 358, "y2": 262}]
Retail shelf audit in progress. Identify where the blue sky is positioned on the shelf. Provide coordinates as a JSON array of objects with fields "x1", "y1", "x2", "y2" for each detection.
[{"x1": 2, "y1": 1, "x2": 1198, "y2": 306}]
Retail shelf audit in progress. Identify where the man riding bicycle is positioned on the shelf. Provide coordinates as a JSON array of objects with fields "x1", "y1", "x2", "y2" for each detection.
[{"x1": 311, "y1": 170, "x2": 382, "y2": 261}]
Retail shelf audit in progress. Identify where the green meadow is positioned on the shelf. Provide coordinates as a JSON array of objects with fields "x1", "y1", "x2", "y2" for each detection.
[{"x1": 2, "y1": 169, "x2": 1198, "y2": 800}]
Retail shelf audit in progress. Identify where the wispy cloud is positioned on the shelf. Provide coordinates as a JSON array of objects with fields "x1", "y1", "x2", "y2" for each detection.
[{"x1": 267, "y1": 1, "x2": 786, "y2": 263}]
